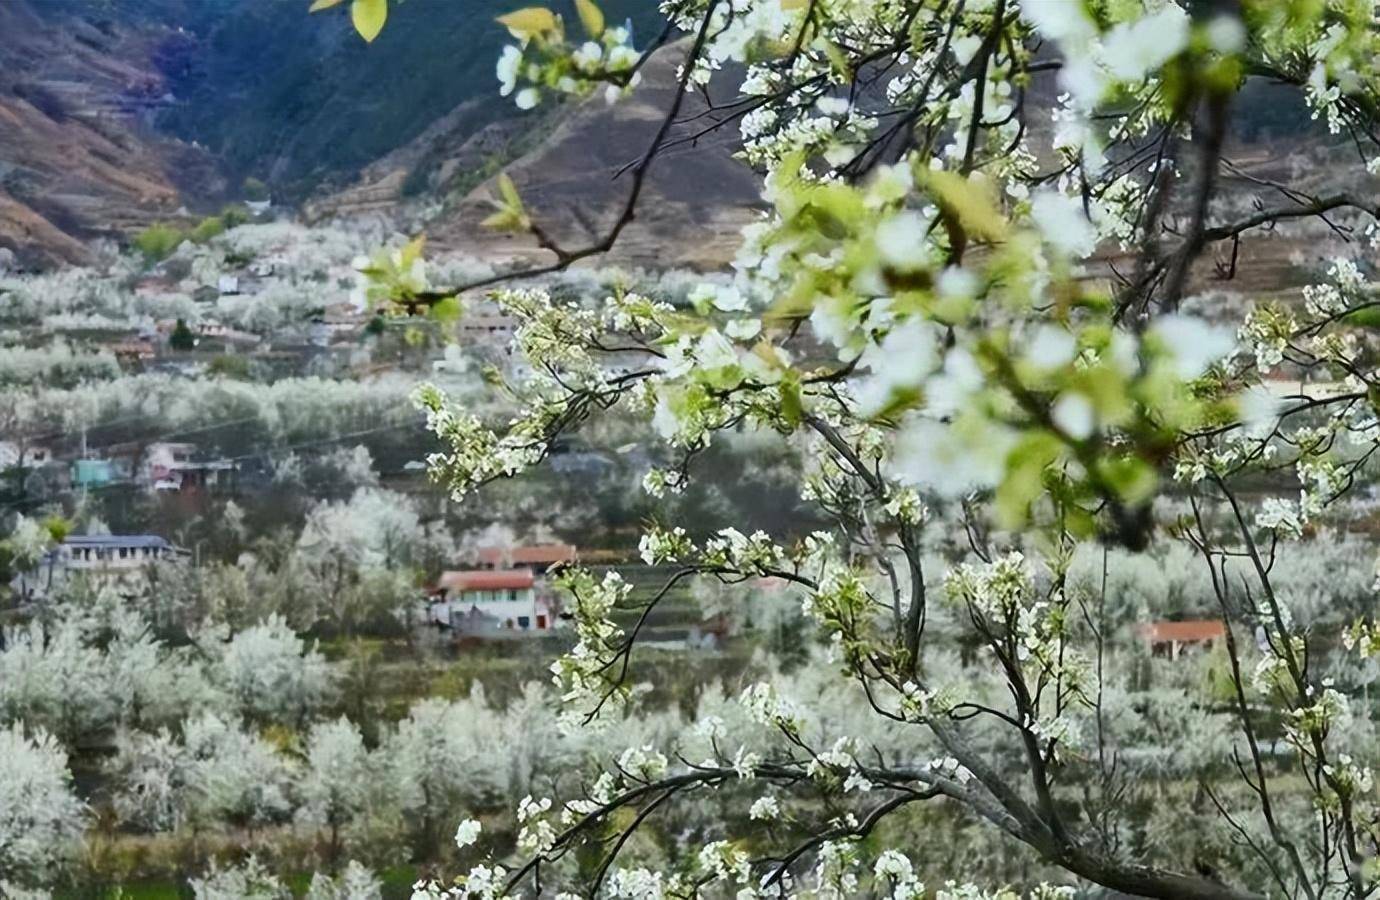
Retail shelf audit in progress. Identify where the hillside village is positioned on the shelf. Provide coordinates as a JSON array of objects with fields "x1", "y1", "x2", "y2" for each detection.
[
  {"x1": 0, "y1": 213, "x2": 775, "y2": 659},
  {"x1": 12, "y1": 0, "x2": 1380, "y2": 897}
]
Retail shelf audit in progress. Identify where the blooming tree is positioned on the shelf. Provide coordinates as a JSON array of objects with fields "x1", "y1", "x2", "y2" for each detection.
[
  {"x1": 110, "y1": 713, "x2": 299, "y2": 838},
  {"x1": 206, "y1": 614, "x2": 335, "y2": 725},
  {"x1": 297, "y1": 717, "x2": 373, "y2": 867},
  {"x1": 190, "y1": 855, "x2": 288, "y2": 900},
  {"x1": 384, "y1": 694, "x2": 513, "y2": 854},
  {"x1": 296, "y1": 487, "x2": 434, "y2": 633},
  {"x1": 305, "y1": 860, "x2": 384, "y2": 900},
  {"x1": 320, "y1": 0, "x2": 1380, "y2": 897},
  {"x1": 0, "y1": 602, "x2": 218, "y2": 742},
  {"x1": 181, "y1": 713, "x2": 298, "y2": 835},
  {"x1": 0, "y1": 723, "x2": 86, "y2": 887}
]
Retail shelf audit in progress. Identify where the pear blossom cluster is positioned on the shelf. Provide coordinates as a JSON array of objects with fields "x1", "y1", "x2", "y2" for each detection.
[
  {"x1": 495, "y1": 4, "x2": 641, "y2": 110},
  {"x1": 547, "y1": 567, "x2": 635, "y2": 725}
]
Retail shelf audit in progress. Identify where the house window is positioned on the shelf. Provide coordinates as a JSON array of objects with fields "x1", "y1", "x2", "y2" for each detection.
[
  {"x1": 517, "y1": 616, "x2": 530, "y2": 629},
  {"x1": 509, "y1": 589, "x2": 518, "y2": 601},
  {"x1": 119, "y1": 548, "x2": 128, "y2": 559}
]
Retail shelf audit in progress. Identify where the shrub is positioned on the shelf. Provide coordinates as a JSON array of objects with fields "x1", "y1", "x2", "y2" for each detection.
[
  {"x1": 169, "y1": 318, "x2": 197, "y2": 352},
  {"x1": 133, "y1": 224, "x2": 186, "y2": 263},
  {"x1": 188, "y1": 216, "x2": 227, "y2": 245}
]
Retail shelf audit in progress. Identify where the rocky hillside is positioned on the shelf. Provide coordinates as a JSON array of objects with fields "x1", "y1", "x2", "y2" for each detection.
[
  {"x1": 433, "y1": 41, "x2": 765, "y2": 272},
  {"x1": 311, "y1": 40, "x2": 767, "y2": 273},
  {"x1": 0, "y1": 0, "x2": 671, "y2": 270},
  {"x1": 0, "y1": 1, "x2": 220, "y2": 268},
  {"x1": 1, "y1": 1, "x2": 1338, "y2": 279}
]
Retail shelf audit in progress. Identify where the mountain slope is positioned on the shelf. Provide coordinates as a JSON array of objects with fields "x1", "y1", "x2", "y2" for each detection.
[
  {"x1": 0, "y1": 0, "x2": 217, "y2": 268},
  {"x1": 0, "y1": 0, "x2": 666, "y2": 268},
  {"x1": 153, "y1": 0, "x2": 663, "y2": 197},
  {"x1": 417, "y1": 42, "x2": 765, "y2": 272}
]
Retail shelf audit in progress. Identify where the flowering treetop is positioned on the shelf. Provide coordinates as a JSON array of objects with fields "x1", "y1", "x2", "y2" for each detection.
[{"x1": 317, "y1": 0, "x2": 1380, "y2": 897}]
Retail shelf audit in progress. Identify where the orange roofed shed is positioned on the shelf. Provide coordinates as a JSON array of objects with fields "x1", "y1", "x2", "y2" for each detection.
[
  {"x1": 1138, "y1": 619, "x2": 1225, "y2": 659},
  {"x1": 476, "y1": 544, "x2": 577, "y2": 572}
]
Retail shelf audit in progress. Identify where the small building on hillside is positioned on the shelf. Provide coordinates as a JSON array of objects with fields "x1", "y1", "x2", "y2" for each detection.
[
  {"x1": 1138, "y1": 620, "x2": 1226, "y2": 659},
  {"x1": 72, "y1": 458, "x2": 119, "y2": 488},
  {"x1": 129, "y1": 442, "x2": 235, "y2": 493},
  {"x1": 55, "y1": 534, "x2": 182, "y2": 570},
  {"x1": 426, "y1": 568, "x2": 560, "y2": 635},
  {"x1": 109, "y1": 340, "x2": 157, "y2": 362},
  {"x1": 198, "y1": 323, "x2": 262, "y2": 346},
  {"x1": 0, "y1": 441, "x2": 53, "y2": 469},
  {"x1": 13, "y1": 534, "x2": 186, "y2": 601},
  {"x1": 142, "y1": 442, "x2": 196, "y2": 484},
  {"x1": 475, "y1": 543, "x2": 577, "y2": 574}
]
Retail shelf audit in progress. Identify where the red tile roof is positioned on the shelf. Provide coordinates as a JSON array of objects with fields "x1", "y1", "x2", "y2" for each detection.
[
  {"x1": 439, "y1": 569, "x2": 535, "y2": 592},
  {"x1": 1139, "y1": 620, "x2": 1225, "y2": 643}
]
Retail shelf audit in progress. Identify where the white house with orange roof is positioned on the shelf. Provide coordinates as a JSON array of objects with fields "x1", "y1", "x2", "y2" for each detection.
[{"x1": 427, "y1": 568, "x2": 560, "y2": 634}]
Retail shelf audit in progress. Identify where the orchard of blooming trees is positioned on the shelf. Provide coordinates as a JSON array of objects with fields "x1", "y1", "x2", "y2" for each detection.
[
  {"x1": 9, "y1": 0, "x2": 1380, "y2": 894},
  {"x1": 312, "y1": 0, "x2": 1380, "y2": 897}
]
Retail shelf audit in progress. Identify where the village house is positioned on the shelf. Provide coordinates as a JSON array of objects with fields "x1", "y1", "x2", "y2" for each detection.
[
  {"x1": 1138, "y1": 620, "x2": 1226, "y2": 660},
  {"x1": 197, "y1": 323, "x2": 262, "y2": 346},
  {"x1": 12, "y1": 533, "x2": 185, "y2": 601},
  {"x1": 72, "y1": 457, "x2": 121, "y2": 488},
  {"x1": 0, "y1": 440, "x2": 53, "y2": 469},
  {"x1": 108, "y1": 339, "x2": 157, "y2": 362},
  {"x1": 55, "y1": 534, "x2": 182, "y2": 570},
  {"x1": 139, "y1": 441, "x2": 235, "y2": 493},
  {"x1": 426, "y1": 569, "x2": 560, "y2": 636},
  {"x1": 475, "y1": 543, "x2": 577, "y2": 574},
  {"x1": 142, "y1": 441, "x2": 196, "y2": 479},
  {"x1": 309, "y1": 303, "x2": 362, "y2": 347}
]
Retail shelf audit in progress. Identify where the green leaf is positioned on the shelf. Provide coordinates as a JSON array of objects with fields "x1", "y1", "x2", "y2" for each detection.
[
  {"x1": 995, "y1": 433, "x2": 1061, "y2": 528},
  {"x1": 430, "y1": 297, "x2": 463, "y2": 324},
  {"x1": 43, "y1": 515, "x2": 72, "y2": 544},
  {"x1": 1097, "y1": 456, "x2": 1158, "y2": 506},
  {"x1": 497, "y1": 6, "x2": 559, "y2": 38},
  {"x1": 399, "y1": 234, "x2": 426, "y2": 268},
  {"x1": 309, "y1": 0, "x2": 346, "y2": 10},
  {"x1": 351, "y1": 0, "x2": 387, "y2": 42},
  {"x1": 497, "y1": 173, "x2": 524, "y2": 211},
  {"x1": 778, "y1": 373, "x2": 803, "y2": 429},
  {"x1": 483, "y1": 174, "x2": 531, "y2": 232},
  {"x1": 924, "y1": 170, "x2": 1007, "y2": 241},
  {"x1": 574, "y1": 0, "x2": 604, "y2": 37},
  {"x1": 481, "y1": 209, "x2": 523, "y2": 232},
  {"x1": 819, "y1": 39, "x2": 852, "y2": 80}
]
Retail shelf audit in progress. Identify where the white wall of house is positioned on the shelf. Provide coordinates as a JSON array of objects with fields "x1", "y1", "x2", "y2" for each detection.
[{"x1": 433, "y1": 587, "x2": 554, "y2": 631}]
